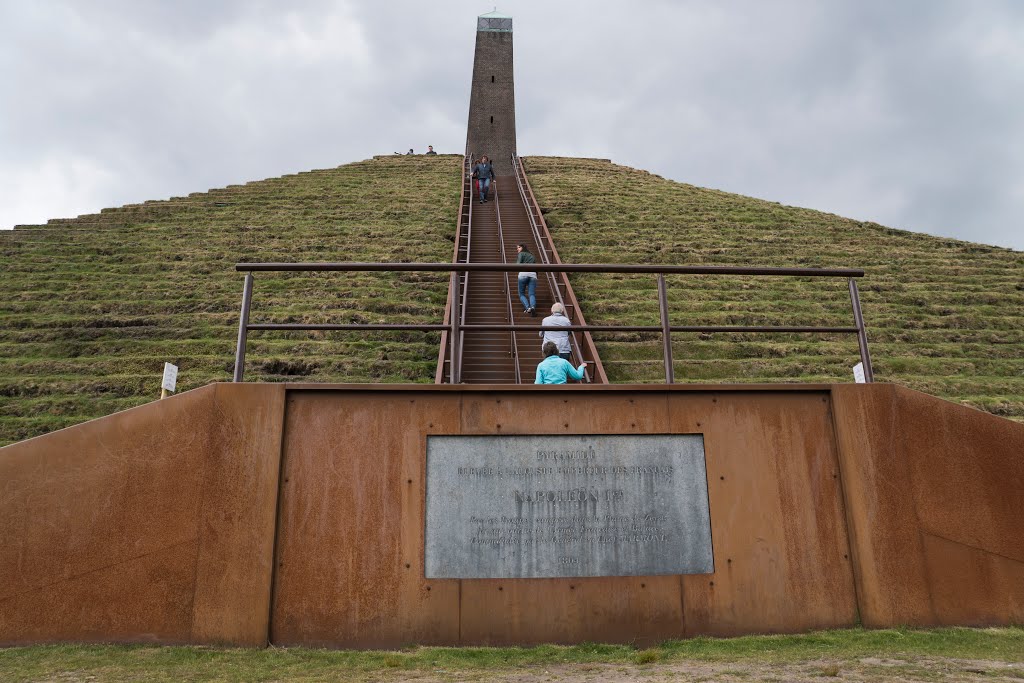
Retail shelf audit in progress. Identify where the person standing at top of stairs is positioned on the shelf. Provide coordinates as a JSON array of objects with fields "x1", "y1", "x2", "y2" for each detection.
[
  {"x1": 516, "y1": 243, "x2": 538, "y2": 316},
  {"x1": 472, "y1": 156, "x2": 495, "y2": 203}
]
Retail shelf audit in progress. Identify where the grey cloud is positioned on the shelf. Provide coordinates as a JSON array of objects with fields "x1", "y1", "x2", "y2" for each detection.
[{"x1": 1, "y1": 0, "x2": 1022, "y2": 249}]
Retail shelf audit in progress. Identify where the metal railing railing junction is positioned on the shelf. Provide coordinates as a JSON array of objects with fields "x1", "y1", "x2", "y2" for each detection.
[{"x1": 231, "y1": 262, "x2": 874, "y2": 385}]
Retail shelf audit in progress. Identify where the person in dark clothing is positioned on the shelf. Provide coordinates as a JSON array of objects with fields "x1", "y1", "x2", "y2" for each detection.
[
  {"x1": 515, "y1": 243, "x2": 538, "y2": 316},
  {"x1": 425, "y1": 145, "x2": 437, "y2": 155},
  {"x1": 472, "y1": 156, "x2": 495, "y2": 203}
]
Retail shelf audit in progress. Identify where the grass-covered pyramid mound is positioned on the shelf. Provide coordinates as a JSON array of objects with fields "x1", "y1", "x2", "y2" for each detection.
[
  {"x1": 0, "y1": 155, "x2": 460, "y2": 445},
  {"x1": 1, "y1": 154, "x2": 1021, "y2": 446},
  {"x1": 526, "y1": 157, "x2": 1024, "y2": 420}
]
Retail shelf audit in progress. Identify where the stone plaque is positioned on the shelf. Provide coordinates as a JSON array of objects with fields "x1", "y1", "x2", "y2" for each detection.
[{"x1": 424, "y1": 434, "x2": 713, "y2": 578}]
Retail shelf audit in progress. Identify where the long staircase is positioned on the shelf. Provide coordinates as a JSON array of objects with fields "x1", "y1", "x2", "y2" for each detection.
[{"x1": 436, "y1": 155, "x2": 607, "y2": 384}]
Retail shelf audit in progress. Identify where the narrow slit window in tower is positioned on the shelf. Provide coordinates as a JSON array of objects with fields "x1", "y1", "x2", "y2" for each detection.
[{"x1": 467, "y1": 11, "x2": 517, "y2": 174}]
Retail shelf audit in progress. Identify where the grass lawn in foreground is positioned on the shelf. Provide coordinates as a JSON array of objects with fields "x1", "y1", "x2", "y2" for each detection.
[{"x1": 1, "y1": 627, "x2": 1022, "y2": 682}]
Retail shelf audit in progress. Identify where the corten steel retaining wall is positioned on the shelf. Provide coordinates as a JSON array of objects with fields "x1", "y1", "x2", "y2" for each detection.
[
  {"x1": 831, "y1": 384, "x2": 1024, "y2": 628},
  {"x1": 270, "y1": 386, "x2": 856, "y2": 647},
  {"x1": 1, "y1": 383, "x2": 1022, "y2": 647},
  {"x1": 0, "y1": 383, "x2": 284, "y2": 646}
]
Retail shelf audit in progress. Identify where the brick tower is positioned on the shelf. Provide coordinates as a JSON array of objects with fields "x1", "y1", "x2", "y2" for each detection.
[{"x1": 466, "y1": 11, "x2": 517, "y2": 175}]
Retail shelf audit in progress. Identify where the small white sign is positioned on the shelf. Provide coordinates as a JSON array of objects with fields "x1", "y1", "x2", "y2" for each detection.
[
  {"x1": 161, "y1": 362, "x2": 178, "y2": 392},
  {"x1": 853, "y1": 362, "x2": 866, "y2": 384}
]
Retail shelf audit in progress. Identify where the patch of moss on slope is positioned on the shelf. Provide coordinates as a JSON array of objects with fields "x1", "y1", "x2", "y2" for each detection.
[
  {"x1": 524, "y1": 156, "x2": 1024, "y2": 421},
  {"x1": 0, "y1": 155, "x2": 461, "y2": 445}
]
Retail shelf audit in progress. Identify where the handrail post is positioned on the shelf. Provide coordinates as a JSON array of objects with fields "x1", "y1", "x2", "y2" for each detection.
[
  {"x1": 233, "y1": 272, "x2": 254, "y2": 382},
  {"x1": 848, "y1": 278, "x2": 874, "y2": 383},
  {"x1": 657, "y1": 274, "x2": 675, "y2": 384},
  {"x1": 450, "y1": 270, "x2": 461, "y2": 383}
]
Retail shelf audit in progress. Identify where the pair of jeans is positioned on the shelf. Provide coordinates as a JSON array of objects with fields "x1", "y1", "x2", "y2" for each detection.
[
  {"x1": 478, "y1": 177, "x2": 490, "y2": 201},
  {"x1": 518, "y1": 275, "x2": 537, "y2": 310}
]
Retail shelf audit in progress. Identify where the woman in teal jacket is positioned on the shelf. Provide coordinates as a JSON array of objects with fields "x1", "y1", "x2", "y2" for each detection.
[{"x1": 535, "y1": 342, "x2": 588, "y2": 384}]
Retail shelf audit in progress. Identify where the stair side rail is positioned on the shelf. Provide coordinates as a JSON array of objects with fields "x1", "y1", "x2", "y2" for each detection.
[
  {"x1": 435, "y1": 152, "x2": 474, "y2": 383},
  {"x1": 511, "y1": 155, "x2": 609, "y2": 383}
]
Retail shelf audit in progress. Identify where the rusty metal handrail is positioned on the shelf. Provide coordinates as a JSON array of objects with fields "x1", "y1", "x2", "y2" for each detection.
[
  {"x1": 436, "y1": 152, "x2": 475, "y2": 385},
  {"x1": 515, "y1": 156, "x2": 609, "y2": 383},
  {"x1": 237, "y1": 263, "x2": 865, "y2": 276},
  {"x1": 232, "y1": 262, "x2": 873, "y2": 385},
  {"x1": 435, "y1": 153, "x2": 472, "y2": 383},
  {"x1": 511, "y1": 155, "x2": 592, "y2": 382},
  {"x1": 457, "y1": 155, "x2": 473, "y2": 383},
  {"x1": 247, "y1": 323, "x2": 860, "y2": 333},
  {"x1": 491, "y1": 174, "x2": 521, "y2": 383}
]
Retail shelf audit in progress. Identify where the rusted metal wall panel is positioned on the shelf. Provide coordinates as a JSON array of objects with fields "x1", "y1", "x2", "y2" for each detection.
[
  {"x1": 273, "y1": 388, "x2": 857, "y2": 647},
  {"x1": 829, "y1": 384, "x2": 934, "y2": 626},
  {"x1": 832, "y1": 384, "x2": 1024, "y2": 628},
  {"x1": 191, "y1": 383, "x2": 286, "y2": 645},
  {"x1": 920, "y1": 531, "x2": 1024, "y2": 626},
  {"x1": 0, "y1": 541, "x2": 198, "y2": 644},
  {"x1": 671, "y1": 392, "x2": 858, "y2": 637},
  {"x1": 893, "y1": 387, "x2": 1024, "y2": 566},
  {"x1": 7, "y1": 381, "x2": 1020, "y2": 648},
  {"x1": 270, "y1": 392, "x2": 461, "y2": 648},
  {"x1": 0, "y1": 384, "x2": 285, "y2": 646},
  {"x1": 459, "y1": 576, "x2": 682, "y2": 646}
]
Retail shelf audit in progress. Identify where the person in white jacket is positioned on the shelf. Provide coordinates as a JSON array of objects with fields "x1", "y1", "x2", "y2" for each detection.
[{"x1": 539, "y1": 302, "x2": 573, "y2": 360}]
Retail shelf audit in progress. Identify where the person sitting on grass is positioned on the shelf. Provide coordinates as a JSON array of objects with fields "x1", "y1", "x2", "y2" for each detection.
[{"x1": 535, "y1": 341, "x2": 588, "y2": 385}]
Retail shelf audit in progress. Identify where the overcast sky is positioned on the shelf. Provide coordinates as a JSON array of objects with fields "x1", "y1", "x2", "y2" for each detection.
[{"x1": 2, "y1": 1, "x2": 1022, "y2": 250}]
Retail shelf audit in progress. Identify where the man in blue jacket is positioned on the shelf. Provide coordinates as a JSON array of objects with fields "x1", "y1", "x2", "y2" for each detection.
[{"x1": 471, "y1": 156, "x2": 495, "y2": 203}]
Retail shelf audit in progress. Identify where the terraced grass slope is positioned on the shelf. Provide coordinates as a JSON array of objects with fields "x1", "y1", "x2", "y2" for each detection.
[
  {"x1": 0, "y1": 155, "x2": 461, "y2": 445},
  {"x1": 2, "y1": 154, "x2": 1022, "y2": 446},
  {"x1": 525, "y1": 157, "x2": 1024, "y2": 421}
]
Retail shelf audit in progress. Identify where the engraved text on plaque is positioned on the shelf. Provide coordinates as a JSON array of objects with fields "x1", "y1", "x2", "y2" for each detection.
[{"x1": 424, "y1": 434, "x2": 713, "y2": 578}]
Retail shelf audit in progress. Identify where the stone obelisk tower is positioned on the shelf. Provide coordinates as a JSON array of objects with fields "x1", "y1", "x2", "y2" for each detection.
[{"x1": 466, "y1": 11, "x2": 517, "y2": 175}]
